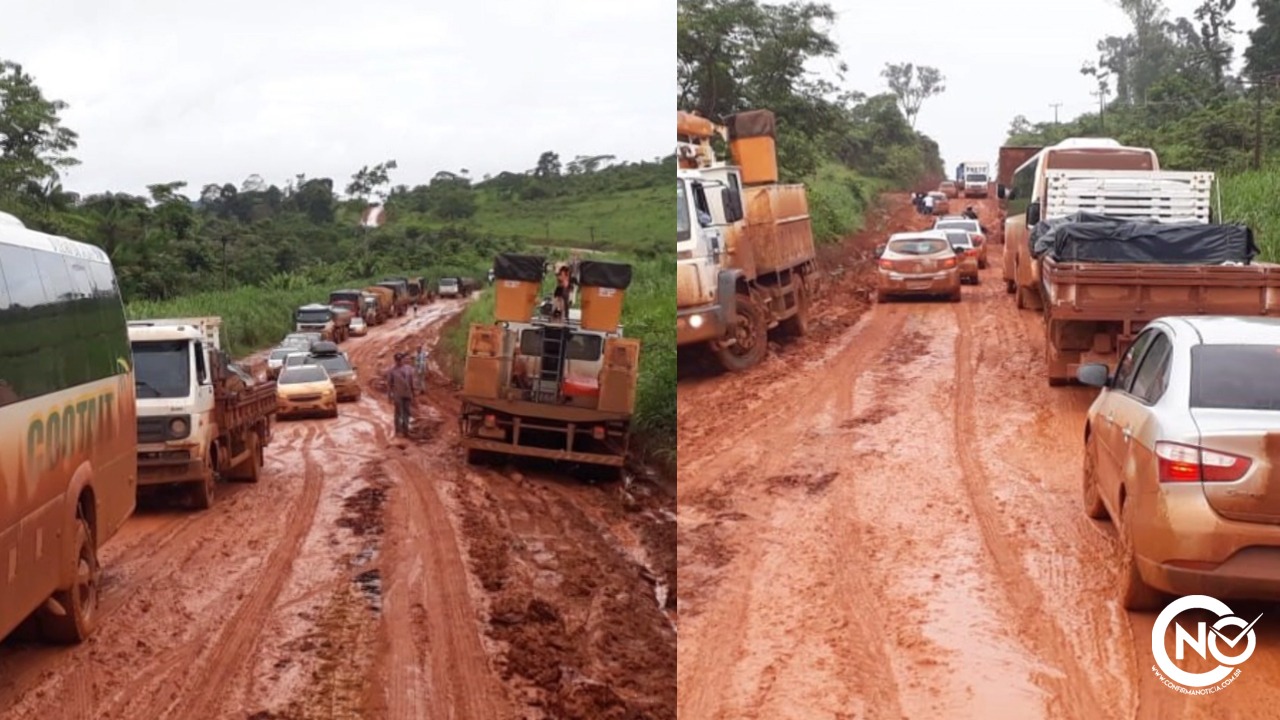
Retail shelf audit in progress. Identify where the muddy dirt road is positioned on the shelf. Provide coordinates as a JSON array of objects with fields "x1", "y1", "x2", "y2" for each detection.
[
  {"x1": 677, "y1": 194, "x2": 1280, "y2": 719},
  {"x1": 0, "y1": 301, "x2": 675, "y2": 720}
]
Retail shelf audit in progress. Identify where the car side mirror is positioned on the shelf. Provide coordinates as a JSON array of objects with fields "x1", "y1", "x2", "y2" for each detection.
[
  {"x1": 1076, "y1": 363, "x2": 1110, "y2": 388},
  {"x1": 874, "y1": 243, "x2": 886, "y2": 258},
  {"x1": 1027, "y1": 200, "x2": 1041, "y2": 226}
]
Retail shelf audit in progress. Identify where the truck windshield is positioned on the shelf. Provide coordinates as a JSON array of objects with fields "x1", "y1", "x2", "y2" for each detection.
[
  {"x1": 966, "y1": 174, "x2": 986, "y2": 183},
  {"x1": 296, "y1": 310, "x2": 330, "y2": 323},
  {"x1": 132, "y1": 340, "x2": 191, "y2": 398},
  {"x1": 440, "y1": 280, "x2": 458, "y2": 288},
  {"x1": 677, "y1": 181, "x2": 691, "y2": 240}
]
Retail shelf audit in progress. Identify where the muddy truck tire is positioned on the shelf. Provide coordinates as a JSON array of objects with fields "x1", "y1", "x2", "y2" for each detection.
[
  {"x1": 779, "y1": 276, "x2": 811, "y2": 337},
  {"x1": 715, "y1": 293, "x2": 768, "y2": 371},
  {"x1": 190, "y1": 455, "x2": 217, "y2": 510},
  {"x1": 228, "y1": 431, "x2": 264, "y2": 484}
]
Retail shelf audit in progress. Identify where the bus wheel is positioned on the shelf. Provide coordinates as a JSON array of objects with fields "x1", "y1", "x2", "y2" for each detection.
[{"x1": 41, "y1": 517, "x2": 99, "y2": 643}]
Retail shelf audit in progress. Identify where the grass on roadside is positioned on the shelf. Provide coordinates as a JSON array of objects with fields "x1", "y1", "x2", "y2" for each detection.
[
  {"x1": 1220, "y1": 168, "x2": 1280, "y2": 262},
  {"x1": 806, "y1": 162, "x2": 884, "y2": 245}
]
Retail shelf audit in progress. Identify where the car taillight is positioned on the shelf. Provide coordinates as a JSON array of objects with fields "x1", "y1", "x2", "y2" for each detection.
[
  {"x1": 878, "y1": 259, "x2": 893, "y2": 269},
  {"x1": 940, "y1": 257, "x2": 957, "y2": 269},
  {"x1": 1155, "y1": 441, "x2": 1252, "y2": 483},
  {"x1": 970, "y1": 233, "x2": 984, "y2": 246}
]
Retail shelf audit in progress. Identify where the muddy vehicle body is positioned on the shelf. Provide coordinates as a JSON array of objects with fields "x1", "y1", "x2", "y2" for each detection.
[
  {"x1": 874, "y1": 231, "x2": 963, "y2": 302},
  {"x1": 328, "y1": 289, "x2": 364, "y2": 322},
  {"x1": 0, "y1": 216, "x2": 138, "y2": 644},
  {"x1": 295, "y1": 303, "x2": 348, "y2": 343},
  {"x1": 360, "y1": 292, "x2": 381, "y2": 325},
  {"x1": 676, "y1": 109, "x2": 817, "y2": 372},
  {"x1": 363, "y1": 286, "x2": 395, "y2": 322},
  {"x1": 461, "y1": 254, "x2": 638, "y2": 474},
  {"x1": 129, "y1": 317, "x2": 276, "y2": 509},
  {"x1": 377, "y1": 279, "x2": 410, "y2": 317}
]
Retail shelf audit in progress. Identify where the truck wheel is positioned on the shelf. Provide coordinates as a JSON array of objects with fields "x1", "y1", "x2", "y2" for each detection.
[
  {"x1": 191, "y1": 456, "x2": 216, "y2": 510},
  {"x1": 229, "y1": 432, "x2": 262, "y2": 484},
  {"x1": 779, "y1": 278, "x2": 810, "y2": 337},
  {"x1": 39, "y1": 517, "x2": 99, "y2": 643},
  {"x1": 714, "y1": 294, "x2": 767, "y2": 372}
]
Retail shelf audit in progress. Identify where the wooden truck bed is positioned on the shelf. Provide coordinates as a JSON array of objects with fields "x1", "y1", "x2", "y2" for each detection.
[
  {"x1": 216, "y1": 381, "x2": 278, "y2": 434},
  {"x1": 1042, "y1": 259, "x2": 1280, "y2": 321}
]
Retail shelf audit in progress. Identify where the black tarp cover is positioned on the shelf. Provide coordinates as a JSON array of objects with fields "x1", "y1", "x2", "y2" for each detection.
[
  {"x1": 494, "y1": 253, "x2": 546, "y2": 282},
  {"x1": 1050, "y1": 221, "x2": 1257, "y2": 265},
  {"x1": 726, "y1": 110, "x2": 776, "y2": 140},
  {"x1": 1029, "y1": 212, "x2": 1121, "y2": 258},
  {"x1": 578, "y1": 260, "x2": 633, "y2": 289}
]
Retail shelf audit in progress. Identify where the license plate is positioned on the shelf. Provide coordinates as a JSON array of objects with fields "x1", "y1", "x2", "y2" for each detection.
[{"x1": 907, "y1": 282, "x2": 931, "y2": 290}]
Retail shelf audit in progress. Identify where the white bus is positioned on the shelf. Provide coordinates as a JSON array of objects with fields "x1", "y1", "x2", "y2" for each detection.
[{"x1": 0, "y1": 211, "x2": 137, "y2": 643}]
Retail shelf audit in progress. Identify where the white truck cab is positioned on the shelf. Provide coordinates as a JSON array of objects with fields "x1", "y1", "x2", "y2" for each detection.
[{"x1": 676, "y1": 165, "x2": 744, "y2": 345}]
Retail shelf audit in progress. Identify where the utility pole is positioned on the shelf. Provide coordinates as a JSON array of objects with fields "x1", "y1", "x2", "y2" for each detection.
[
  {"x1": 221, "y1": 235, "x2": 229, "y2": 290},
  {"x1": 1254, "y1": 74, "x2": 1264, "y2": 170},
  {"x1": 1090, "y1": 90, "x2": 1106, "y2": 133},
  {"x1": 1049, "y1": 102, "x2": 1062, "y2": 125}
]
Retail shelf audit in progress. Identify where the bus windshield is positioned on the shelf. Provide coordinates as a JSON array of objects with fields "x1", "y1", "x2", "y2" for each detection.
[{"x1": 132, "y1": 340, "x2": 191, "y2": 398}]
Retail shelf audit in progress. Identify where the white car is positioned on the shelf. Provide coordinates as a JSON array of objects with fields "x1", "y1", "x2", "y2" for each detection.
[
  {"x1": 266, "y1": 347, "x2": 295, "y2": 379},
  {"x1": 349, "y1": 316, "x2": 368, "y2": 336}
]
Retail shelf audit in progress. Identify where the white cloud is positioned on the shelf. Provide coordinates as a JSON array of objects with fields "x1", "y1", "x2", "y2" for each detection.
[{"x1": 1, "y1": 0, "x2": 673, "y2": 196}]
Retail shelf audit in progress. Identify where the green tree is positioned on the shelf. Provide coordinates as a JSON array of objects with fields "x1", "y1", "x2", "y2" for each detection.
[
  {"x1": 345, "y1": 159, "x2": 398, "y2": 201},
  {"x1": 0, "y1": 60, "x2": 79, "y2": 202},
  {"x1": 1246, "y1": 0, "x2": 1280, "y2": 76},
  {"x1": 880, "y1": 62, "x2": 946, "y2": 129}
]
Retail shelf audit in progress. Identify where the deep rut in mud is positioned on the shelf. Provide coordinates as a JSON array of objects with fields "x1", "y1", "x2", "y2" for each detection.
[
  {"x1": 676, "y1": 194, "x2": 1280, "y2": 719},
  {"x1": 0, "y1": 300, "x2": 675, "y2": 719}
]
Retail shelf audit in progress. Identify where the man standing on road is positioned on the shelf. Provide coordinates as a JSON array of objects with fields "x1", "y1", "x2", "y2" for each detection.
[
  {"x1": 386, "y1": 352, "x2": 415, "y2": 436},
  {"x1": 922, "y1": 193, "x2": 935, "y2": 215}
]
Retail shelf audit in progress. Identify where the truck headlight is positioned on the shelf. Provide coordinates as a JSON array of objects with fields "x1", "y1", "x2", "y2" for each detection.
[
  {"x1": 689, "y1": 314, "x2": 704, "y2": 329},
  {"x1": 168, "y1": 417, "x2": 189, "y2": 438}
]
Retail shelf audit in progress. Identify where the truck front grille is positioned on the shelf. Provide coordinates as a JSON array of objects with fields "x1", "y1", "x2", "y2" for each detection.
[{"x1": 138, "y1": 417, "x2": 167, "y2": 443}]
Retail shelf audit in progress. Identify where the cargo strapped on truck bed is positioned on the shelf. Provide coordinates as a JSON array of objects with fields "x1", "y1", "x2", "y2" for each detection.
[{"x1": 1034, "y1": 212, "x2": 1258, "y2": 265}]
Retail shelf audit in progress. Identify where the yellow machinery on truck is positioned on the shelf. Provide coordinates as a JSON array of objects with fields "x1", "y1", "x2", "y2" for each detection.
[
  {"x1": 460, "y1": 253, "x2": 639, "y2": 476},
  {"x1": 676, "y1": 109, "x2": 817, "y2": 372}
]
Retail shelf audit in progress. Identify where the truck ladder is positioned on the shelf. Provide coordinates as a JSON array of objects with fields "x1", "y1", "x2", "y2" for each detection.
[{"x1": 533, "y1": 325, "x2": 569, "y2": 403}]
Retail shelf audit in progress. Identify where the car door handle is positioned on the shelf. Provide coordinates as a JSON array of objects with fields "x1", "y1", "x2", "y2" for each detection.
[{"x1": 1122, "y1": 426, "x2": 1132, "y2": 442}]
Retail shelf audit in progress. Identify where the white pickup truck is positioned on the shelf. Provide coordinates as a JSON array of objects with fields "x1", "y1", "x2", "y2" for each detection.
[{"x1": 129, "y1": 317, "x2": 276, "y2": 509}]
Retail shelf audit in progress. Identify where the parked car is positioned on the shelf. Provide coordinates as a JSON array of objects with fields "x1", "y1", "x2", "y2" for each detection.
[
  {"x1": 939, "y1": 180, "x2": 958, "y2": 198},
  {"x1": 304, "y1": 341, "x2": 361, "y2": 402},
  {"x1": 933, "y1": 217, "x2": 988, "y2": 269},
  {"x1": 940, "y1": 230, "x2": 980, "y2": 284},
  {"x1": 276, "y1": 364, "x2": 338, "y2": 419},
  {"x1": 1077, "y1": 316, "x2": 1280, "y2": 609},
  {"x1": 927, "y1": 191, "x2": 950, "y2": 215},
  {"x1": 349, "y1": 315, "x2": 368, "y2": 337},
  {"x1": 873, "y1": 231, "x2": 962, "y2": 303}
]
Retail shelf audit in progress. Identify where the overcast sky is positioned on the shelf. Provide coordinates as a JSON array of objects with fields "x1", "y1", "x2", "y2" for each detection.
[
  {"x1": 824, "y1": 0, "x2": 1258, "y2": 174},
  {"x1": 0, "y1": 0, "x2": 671, "y2": 197}
]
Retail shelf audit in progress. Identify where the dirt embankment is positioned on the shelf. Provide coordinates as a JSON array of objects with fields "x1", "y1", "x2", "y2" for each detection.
[
  {"x1": 676, "y1": 194, "x2": 1280, "y2": 719},
  {"x1": 0, "y1": 299, "x2": 675, "y2": 720}
]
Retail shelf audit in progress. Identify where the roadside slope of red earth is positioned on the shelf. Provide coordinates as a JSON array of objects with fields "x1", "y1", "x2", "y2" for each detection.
[
  {"x1": 676, "y1": 193, "x2": 1280, "y2": 719},
  {"x1": 0, "y1": 298, "x2": 675, "y2": 720}
]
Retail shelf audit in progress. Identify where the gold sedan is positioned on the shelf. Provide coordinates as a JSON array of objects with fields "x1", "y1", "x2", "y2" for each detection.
[{"x1": 276, "y1": 365, "x2": 338, "y2": 419}]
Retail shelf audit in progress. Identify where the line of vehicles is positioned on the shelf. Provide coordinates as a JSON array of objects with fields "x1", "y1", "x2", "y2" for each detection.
[
  {"x1": 0, "y1": 205, "x2": 489, "y2": 646},
  {"x1": 992, "y1": 138, "x2": 1280, "y2": 609}
]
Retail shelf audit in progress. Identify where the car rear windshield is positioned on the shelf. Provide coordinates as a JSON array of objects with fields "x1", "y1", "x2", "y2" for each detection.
[
  {"x1": 280, "y1": 366, "x2": 327, "y2": 384},
  {"x1": 308, "y1": 355, "x2": 351, "y2": 374},
  {"x1": 270, "y1": 349, "x2": 293, "y2": 360},
  {"x1": 889, "y1": 239, "x2": 947, "y2": 255},
  {"x1": 945, "y1": 231, "x2": 973, "y2": 246},
  {"x1": 935, "y1": 221, "x2": 975, "y2": 231},
  {"x1": 1190, "y1": 345, "x2": 1280, "y2": 410}
]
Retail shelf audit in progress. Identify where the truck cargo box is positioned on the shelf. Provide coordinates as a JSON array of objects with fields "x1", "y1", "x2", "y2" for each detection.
[{"x1": 741, "y1": 184, "x2": 816, "y2": 275}]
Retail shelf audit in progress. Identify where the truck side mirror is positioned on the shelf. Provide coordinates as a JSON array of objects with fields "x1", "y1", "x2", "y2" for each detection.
[
  {"x1": 721, "y1": 187, "x2": 744, "y2": 223},
  {"x1": 1027, "y1": 201, "x2": 1041, "y2": 226}
]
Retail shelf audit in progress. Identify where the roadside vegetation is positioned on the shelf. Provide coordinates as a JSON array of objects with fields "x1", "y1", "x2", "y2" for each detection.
[
  {"x1": 678, "y1": 0, "x2": 946, "y2": 243},
  {"x1": 1002, "y1": 0, "x2": 1280, "y2": 259}
]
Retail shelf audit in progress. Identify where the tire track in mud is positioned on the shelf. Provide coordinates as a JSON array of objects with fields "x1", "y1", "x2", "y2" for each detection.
[{"x1": 678, "y1": 310, "x2": 913, "y2": 720}]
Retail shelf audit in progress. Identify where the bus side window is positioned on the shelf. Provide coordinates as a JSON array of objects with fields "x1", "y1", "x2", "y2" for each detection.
[{"x1": 0, "y1": 258, "x2": 14, "y2": 407}]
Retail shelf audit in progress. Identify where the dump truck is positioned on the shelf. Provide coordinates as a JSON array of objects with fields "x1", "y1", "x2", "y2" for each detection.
[
  {"x1": 363, "y1": 285, "x2": 394, "y2": 322},
  {"x1": 377, "y1": 279, "x2": 410, "y2": 316},
  {"x1": 460, "y1": 253, "x2": 639, "y2": 475},
  {"x1": 294, "y1": 303, "x2": 349, "y2": 343},
  {"x1": 360, "y1": 292, "x2": 381, "y2": 325},
  {"x1": 329, "y1": 289, "x2": 365, "y2": 320},
  {"x1": 382, "y1": 275, "x2": 426, "y2": 306},
  {"x1": 676, "y1": 108, "x2": 817, "y2": 372},
  {"x1": 128, "y1": 317, "x2": 276, "y2": 508}
]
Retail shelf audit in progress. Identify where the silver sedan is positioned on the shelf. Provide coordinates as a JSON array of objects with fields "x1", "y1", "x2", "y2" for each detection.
[{"x1": 1077, "y1": 316, "x2": 1280, "y2": 610}]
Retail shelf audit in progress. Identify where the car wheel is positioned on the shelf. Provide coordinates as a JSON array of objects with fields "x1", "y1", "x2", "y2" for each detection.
[
  {"x1": 949, "y1": 288, "x2": 962, "y2": 303},
  {"x1": 1082, "y1": 432, "x2": 1108, "y2": 520},
  {"x1": 1118, "y1": 498, "x2": 1166, "y2": 611}
]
